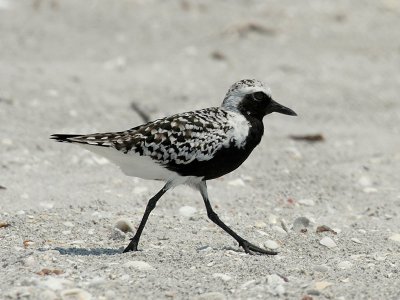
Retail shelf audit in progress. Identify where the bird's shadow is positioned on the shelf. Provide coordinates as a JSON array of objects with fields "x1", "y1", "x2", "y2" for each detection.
[{"x1": 50, "y1": 247, "x2": 123, "y2": 256}]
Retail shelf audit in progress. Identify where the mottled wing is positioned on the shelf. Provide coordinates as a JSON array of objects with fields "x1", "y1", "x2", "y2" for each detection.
[{"x1": 54, "y1": 107, "x2": 233, "y2": 166}]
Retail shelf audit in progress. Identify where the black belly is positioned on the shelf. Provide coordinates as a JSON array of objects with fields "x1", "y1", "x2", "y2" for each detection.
[
  {"x1": 165, "y1": 115, "x2": 264, "y2": 180},
  {"x1": 165, "y1": 143, "x2": 257, "y2": 180}
]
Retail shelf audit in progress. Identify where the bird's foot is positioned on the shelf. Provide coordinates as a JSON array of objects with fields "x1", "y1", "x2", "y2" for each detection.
[
  {"x1": 122, "y1": 239, "x2": 139, "y2": 253},
  {"x1": 239, "y1": 239, "x2": 278, "y2": 255}
]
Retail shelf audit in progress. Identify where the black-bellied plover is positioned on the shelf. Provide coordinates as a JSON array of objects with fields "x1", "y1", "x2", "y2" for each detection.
[{"x1": 51, "y1": 79, "x2": 296, "y2": 255}]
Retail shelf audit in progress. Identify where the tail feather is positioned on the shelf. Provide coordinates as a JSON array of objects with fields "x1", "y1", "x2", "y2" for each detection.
[
  {"x1": 51, "y1": 133, "x2": 112, "y2": 147},
  {"x1": 50, "y1": 134, "x2": 83, "y2": 143}
]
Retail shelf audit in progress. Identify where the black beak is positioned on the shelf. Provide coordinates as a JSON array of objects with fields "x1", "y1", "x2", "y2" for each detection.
[{"x1": 270, "y1": 100, "x2": 297, "y2": 116}]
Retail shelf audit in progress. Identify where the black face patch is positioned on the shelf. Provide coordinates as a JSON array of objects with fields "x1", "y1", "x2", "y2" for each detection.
[{"x1": 238, "y1": 93, "x2": 272, "y2": 120}]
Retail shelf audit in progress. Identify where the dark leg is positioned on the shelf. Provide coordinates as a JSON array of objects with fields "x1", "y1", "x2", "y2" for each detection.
[
  {"x1": 198, "y1": 181, "x2": 277, "y2": 255},
  {"x1": 123, "y1": 184, "x2": 169, "y2": 253}
]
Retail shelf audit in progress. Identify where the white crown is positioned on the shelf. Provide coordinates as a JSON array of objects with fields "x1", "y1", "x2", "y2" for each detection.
[{"x1": 222, "y1": 79, "x2": 271, "y2": 111}]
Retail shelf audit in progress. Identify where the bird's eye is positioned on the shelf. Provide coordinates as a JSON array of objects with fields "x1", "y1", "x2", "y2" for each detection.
[{"x1": 253, "y1": 92, "x2": 266, "y2": 101}]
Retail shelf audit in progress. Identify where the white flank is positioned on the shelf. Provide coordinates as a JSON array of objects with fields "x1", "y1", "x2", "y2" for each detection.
[
  {"x1": 79, "y1": 144, "x2": 202, "y2": 187},
  {"x1": 80, "y1": 144, "x2": 176, "y2": 180}
]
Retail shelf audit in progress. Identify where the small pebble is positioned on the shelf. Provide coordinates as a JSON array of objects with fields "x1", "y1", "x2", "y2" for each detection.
[
  {"x1": 254, "y1": 220, "x2": 267, "y2": 228},
  {"x1": 124, "y1": 260, "x2": 154, "y2": 271},
  {"x1": 109, "y1": 274, "x2": 117, "y2": 280},
  {"x1": 241, "y1": 279, "x2": 256, "y2": 289},
  {"x1": 71, "y1": 240, "x2": 84, "y2": 245},
  {"x1": 39, "y1": 202, "x2": 55, "y2": 209},
  {"x1": 256, "y1": 229, "x2": 268, "y2": 236},
  {"x1": 196, "y1": 292, "x2": 227, "y2": 300},
  {"x1": 351, "y1": 238, "x2": 363, "y2": 244},
  {"x1": 241, "y1": 175, "x2": 253, "y2": 181},
  {"x1": 179, "y1": 206, "x2": 197, "y2": 218},
  {"x1": 22, "y1": 256, "x2": 36, "y2": 267},
  {"x1": 272, "y1": 225, "x2": 288, "y2": 235},
  {"x1": 120, "y1": 274, "x2": 130, "y2": 281},
  {"x1": 313, "y1": 265, "x2": 330, "y2": 273},
  {"x1": 40, "y1": 290, "x2": 58, "y2": 300},
  {"x1": 2, "y1": 138, "x2": 13, "y2": 145},
  {"x1": 351, "y1": 254, "x2": 366, "y2": 260},
  {"x1": 197, "y1": 245, "x2": 212, "y2": 252},
  {"x1": 212, "y1": 273, "x2": 232, "y2": 282},
  {"x1": 307, "y1": 289, "x2": 320, "y2": 296},
  {"x1": 298, "y1": 199, "x2": 315, "y2": 206},
  {"x1": 115, "y1": 218, "x2": 134, "y2": 233},
  {"x1": 227, "y1": 178, "x2": 245, "y2": 187},
  {"x1": 165, "y1": 291, "x2": 177, "y2": 298},
  {"x1": 388, "y1": 233, "x2": 400, "y2": 244},
  {"x1": 264, "y1": 240, "x2": 280, "y2": 250},
  {"x1": 266, "y1": 274, "x2": 286, "y2": 296},
  {"x1": 319, "y1": 237, "x2": 337, "y2": 248},
  {"x1": 363, "y1": 187, "x2": 377, "y2": 193},
  {"x1": 92, "y1": 212, "x2": 102, "y2": 218},
  {"x1": 373, "y1": 253, "x2": 387, "y2": 261},
  {"x1": 316, "y1": 225, "x2": 337, "y2": 234},
  {"x1": 88, "y1": 277, "x2": 106, "y2": 287},
  {"x1": 314, "y1": 281, "x2": 333, "y2": 291},
  {"x1": 0, "y1": 221, "x2": 9, "y2": 228},
  {"x1": 60, "y1": 288, "x2": 92, "y2": 300},
  {"x1": 285, "y1": 147, "x2": 302, "y2": 159},
  {"x1": 23, "y1": 240, "x2": 35, "y2": 248},
  {"x1": 210, "y1": 51, "x2": 226, "y2": 61},
  {"x1": 337, "y1": 261, "x2": 353, "y2": 270},
  {"x1": 292, "y1": 217, "x2": 311, "y2": 232},
  {"x1": 280, "y1": 219, "x2": 290, "y2": 233},
  {"x1": 268, "y1": 214, "x2": 278, "y2": 224},
  {"x1": 63, "y1": 221, "x2": 74, "y2": 227},
  {"x1": 36, "y1": 269, "x2": 63, "y2": 276},
  {"x1": 42, "y1": 278, "x2": 73, "y2": 290},
  {"x1": 358, "y1": 176, "x2": 372, "y2": 187}
]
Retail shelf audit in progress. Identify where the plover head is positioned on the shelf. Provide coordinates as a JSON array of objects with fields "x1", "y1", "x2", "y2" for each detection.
[{"x1": 222, "y1": 79, "x2": 296, "y2": 119}]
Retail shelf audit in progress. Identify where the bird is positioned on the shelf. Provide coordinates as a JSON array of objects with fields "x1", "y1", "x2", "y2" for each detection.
[{"x1": 51, "y1": 79, "x2": 296, "y2": 255}]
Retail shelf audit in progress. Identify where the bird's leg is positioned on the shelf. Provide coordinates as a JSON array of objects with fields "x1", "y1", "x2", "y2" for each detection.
[
  {"x1": 198, "y1": 181, "x2": 277, "y2": 255},
  {"x1": 123, "y1": 184, "x2": 169, "y2": 253}
]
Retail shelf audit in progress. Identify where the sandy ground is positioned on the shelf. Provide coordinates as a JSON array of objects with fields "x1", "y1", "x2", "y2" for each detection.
[{"x1": 1, "y1": 0, "x2": 400, "y2": 299}]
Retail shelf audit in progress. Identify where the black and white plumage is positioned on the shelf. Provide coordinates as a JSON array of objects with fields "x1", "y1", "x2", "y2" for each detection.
[{"x1": 51, "y1": 79, "x2": 296, "y2": 255}]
